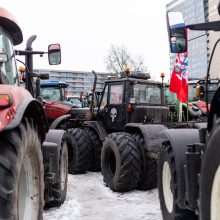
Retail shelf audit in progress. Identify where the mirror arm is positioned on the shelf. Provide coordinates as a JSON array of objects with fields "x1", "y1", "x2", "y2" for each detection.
[
  {"x1": 187, "y1": 20, "x2": 220, "y2": 31},
  {"x1": 15, "y1": 50, "x2": 46, "y2": 56}
]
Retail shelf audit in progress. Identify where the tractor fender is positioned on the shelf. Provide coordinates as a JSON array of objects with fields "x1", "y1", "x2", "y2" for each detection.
[
  {"x1": 4, "y1": 97, "x2": 48, "y2": 142},
  {"x1": 125, "y1": 123, "x2": 168, "y2": 152},
  {"x1": 83, "y1": 121, "x2": 107, "y2": 141},
  {"x1": 49, "y1": 114, "x2": 71, "y2": 129},
  {"x1": 43, "y1": 129, "x2": 66, "y2": 183},
  {"x1": 163, "y1": 128, "x2": 200, "y2": 208}
]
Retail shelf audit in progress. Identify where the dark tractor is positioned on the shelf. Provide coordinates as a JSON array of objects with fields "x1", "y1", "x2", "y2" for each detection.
[
  {"x1": 158, "y1": 8, "x2": 220, "y2": 220},
  {"x1": 69, "y1": 69, "x2": 169, "y2": 192},
  {"x1": 0, "y1": 8, "x2": 69, "y2": 219}
]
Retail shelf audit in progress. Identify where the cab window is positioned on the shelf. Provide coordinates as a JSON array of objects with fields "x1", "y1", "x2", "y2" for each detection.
[
  {"x1": 109, "y1": 84, "x2": 123, "y2": 104},
  {"x1": 0, "y1": 33, "x2": 18, "y2": 85},
  {"x1": 133, "y1": 83, "x2": 161, "y2": 104},
  {"x1": 99, "y1": 85, "x2": 108, "y2": 109}
]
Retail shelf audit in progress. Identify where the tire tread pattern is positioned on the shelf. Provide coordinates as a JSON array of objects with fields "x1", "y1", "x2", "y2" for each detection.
[
  {"x1": 133, "y1": 133, "x2": 157, "y2": 190},
  {"x1": 84, "y1": 128, "x2": 102, "y2": 172},
  {"x1": 0, "y1": 118, "x2": 44, "y2": 219},
  {"x1": 68, "y1": 128, "x2": 93, "y2": 173},
  {"x1": 102, "y1": 132, "x2": 142, "y2": 192}
]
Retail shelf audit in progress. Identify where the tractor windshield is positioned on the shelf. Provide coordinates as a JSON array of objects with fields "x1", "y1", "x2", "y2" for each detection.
[
  {"x1": 188, "y1": 83, "x2": 197, "y2": 102},
  {"x1": 0, "y1": 32, "x2": 18, "y2": 85},
  {"x1": 133, "y1": 83, "x2": 161, "y2": 104},
  {"x1": 40, "y1": 87, "x2": 63, "y2": 101}
]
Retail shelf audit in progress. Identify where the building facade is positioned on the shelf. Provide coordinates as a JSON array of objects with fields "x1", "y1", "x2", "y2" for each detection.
[
  {"x1": 166, "y1": 0, "x2": 208, "y2": 79},
  {"x1": 35, "y1": 69, "x2": 114, "y2": 96}
]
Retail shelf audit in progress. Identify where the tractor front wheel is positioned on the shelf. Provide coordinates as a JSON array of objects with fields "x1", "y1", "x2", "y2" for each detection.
[
  {"x1": 0, "y1": 118, "x2": 44, "y2": 220},
  {"x1": 200, "y1": 125, "x2": 220, "y2": 220},
  {"x1": 101, "y1": 132, "x2": 142, "y2": 192},
  {"x1": 158, "y1": 142, "x2": 197, "y2": 220}
]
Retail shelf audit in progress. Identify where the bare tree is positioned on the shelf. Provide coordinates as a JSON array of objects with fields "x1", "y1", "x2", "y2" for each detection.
[{"x1": 104, "y1": 44, "x2": 149, "y2": 74}]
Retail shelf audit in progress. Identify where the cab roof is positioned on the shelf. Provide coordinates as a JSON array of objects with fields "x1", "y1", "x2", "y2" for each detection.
[
  {"x1": 40, "y1": 81, "x2": 68, "y2": 88},
  {"x1": 105, "y1": 77, "x2": 162, "y2": 85},
  {"x1": 0, "y1": 7, "x2": 23, "y2": 45}
]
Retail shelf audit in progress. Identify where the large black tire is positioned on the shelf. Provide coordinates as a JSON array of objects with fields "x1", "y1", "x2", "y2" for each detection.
[
  {"x1": 0, "y1": 118, "x2": 44, "y2": 220},
  {"x1": 84, "y1": 127, "x2": 102, "y2": 172},
  {"x1": 63, "y1": 131, "x2": 77, "y2": 174},
  {"x1": 47, "y1": 136, "x2": 69, "y2": 207},
  {"x1": 68, "y1": 128, "x2": 93, "y2": 173},
  {"x1": 158, "y1": 142, "x2": 197, "y2": 220},
  {"x1": 101, "y1": 132, "x2": 142, "y2": 192},
  {"x1": 200, "y1": 125, "x2": 220, "y2": 220},
  {"x1": 133, "y1": 133, "x2": 157, "y2": 190}
]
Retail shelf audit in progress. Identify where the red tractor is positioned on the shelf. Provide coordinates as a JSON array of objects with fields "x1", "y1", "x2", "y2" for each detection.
[
  {"x1": 0, "y1": 7, "x2": 70, "y2": 219},
  {"x1": 39, "y1": 81, "x2": 79, "y2": 127}
]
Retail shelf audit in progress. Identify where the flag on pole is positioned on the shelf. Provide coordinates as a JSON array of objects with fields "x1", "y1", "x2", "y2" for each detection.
[{"x1": 169, "y1": 51, "x2": 188, "y2": 103}]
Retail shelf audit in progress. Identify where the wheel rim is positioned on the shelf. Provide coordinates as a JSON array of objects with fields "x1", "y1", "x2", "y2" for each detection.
[
  {"x1": 211, "y1": 164, "x2": 220, "y2": 220},
  {"x1": 162, "y1": 161, "x2": 173, "y2": 213},
  {"x1": 61, "y1": 143, "x2": 68, "y2": 191},
  {"x1": 18, "y1": 154, "x2": 39, "y2": 219}
]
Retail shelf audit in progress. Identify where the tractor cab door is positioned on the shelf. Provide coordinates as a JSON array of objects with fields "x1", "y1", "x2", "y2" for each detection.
[
  {"x1": 97, "y1": 82, "x2": 125, "y2": 131},
  {"x1": 97, "y1": 84, "x2": 109, "y2": 122},
  {"x1": 106, "y1": 83, "x2": 125, "y2": 131},
  {"x1": 107, "y1": 83, "x2": 125, "y2": 131}
]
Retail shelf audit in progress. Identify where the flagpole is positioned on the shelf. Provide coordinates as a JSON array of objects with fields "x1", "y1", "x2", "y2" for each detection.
[
  {"x1": 178, "y1": 101, "x2": 182, "y2": 122},
  {"x1": 186, "y1": 99, "x2": 189, "y2": 122}
]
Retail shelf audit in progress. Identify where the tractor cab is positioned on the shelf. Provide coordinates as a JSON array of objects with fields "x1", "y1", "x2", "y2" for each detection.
[
  {"x1": 0, "y1": 8, "x2": 22, "y2": 86},
  {"x1": 40, "y1": 81, "x2": 68, "y2": 102},
  {"x1": 96, "y1": 70, "x2": 169, "y2": 131},
  {"x1": 164, "y1": 78, "x2": 219, "y2": 122},
  {"x1": 39, "y1": 81, "x2": 79, "y2": 125}
]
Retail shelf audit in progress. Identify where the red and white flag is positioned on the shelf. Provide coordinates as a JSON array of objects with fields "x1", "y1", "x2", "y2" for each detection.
[{"x1": 169, "y1": 51, "x2": 188, "y2": 103}]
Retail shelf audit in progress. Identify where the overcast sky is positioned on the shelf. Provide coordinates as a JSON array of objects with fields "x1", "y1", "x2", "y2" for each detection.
[{"x1": 1, "y1": 0, "x2": 172, "y2": 81}]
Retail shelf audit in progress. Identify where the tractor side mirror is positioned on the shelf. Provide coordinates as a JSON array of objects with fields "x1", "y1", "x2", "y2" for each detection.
[
  {"x1": 196, "y1": 85, "x2": 205, "y2": 99},
  {"x1": 48, "y1": 44, "x2": 61, "y2": 65},
  {"x1": 167, "y1": 11, "x2": 187, "y2": 53}
]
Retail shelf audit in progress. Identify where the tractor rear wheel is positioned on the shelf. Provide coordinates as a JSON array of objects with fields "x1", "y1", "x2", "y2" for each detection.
[
  {"x1": 101, "y1": 132, "x2": 142, "y2": 192},
  {"x1": 68, "y1": 128, "x2": 93, "y2": 173},
  {"x1": 0, "y1": 118, "x2": 44, "y2": 220},
  {"x1": 158, "y1": 142, "x2": 197, "y2": 220},
  {"x1": 200, "y1": 125, "x2": 220, "y2": 220},
  {"x1": 133, "y1": 133, "x2": 157, "y2": 190},
  {"x1": 84, "y1": 127, "x2": 102, "y2": 171}
]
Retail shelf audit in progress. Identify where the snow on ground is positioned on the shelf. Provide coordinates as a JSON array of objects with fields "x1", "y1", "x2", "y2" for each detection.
[{"x1": 43, "y1": 172, "x2": 162, "y2": 220}]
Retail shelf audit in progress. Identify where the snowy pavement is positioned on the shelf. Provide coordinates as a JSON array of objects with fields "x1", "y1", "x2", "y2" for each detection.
[{"x1": 43, "y1": 172, "x2": 162, "y2": 220}]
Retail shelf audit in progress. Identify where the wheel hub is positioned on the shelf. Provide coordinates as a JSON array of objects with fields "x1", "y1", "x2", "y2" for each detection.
[{"x1": 162, "y1": 161, "x2": 173, "y2": 213}]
